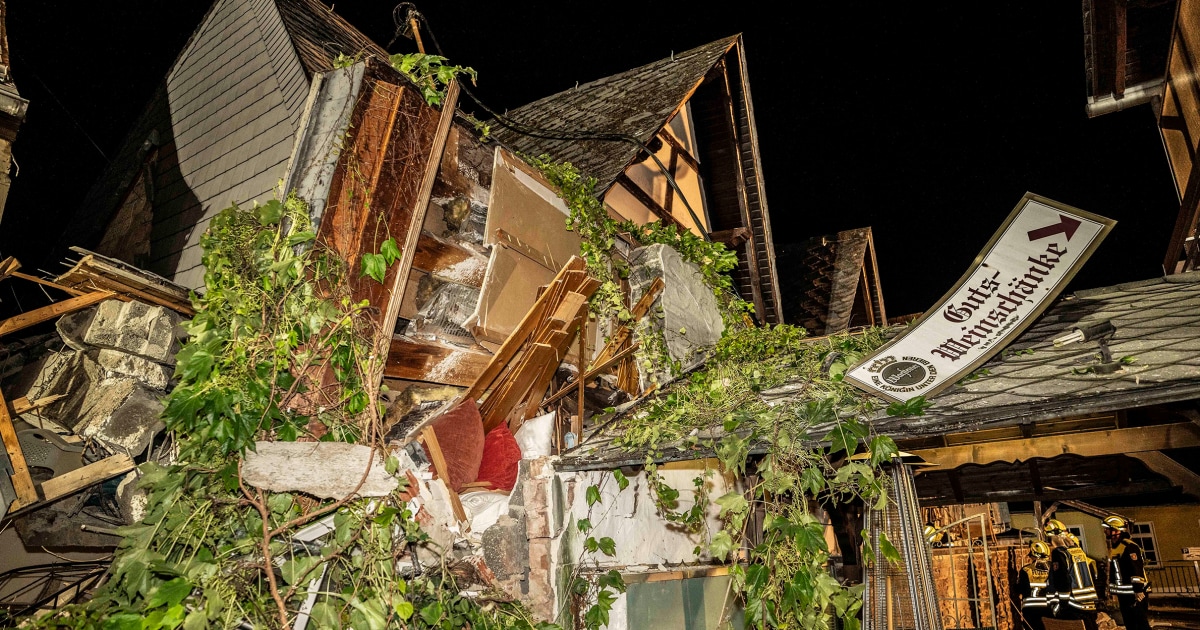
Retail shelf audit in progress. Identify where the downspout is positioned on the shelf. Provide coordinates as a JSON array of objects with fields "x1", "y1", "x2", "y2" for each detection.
[{"x1": 1085, "y1": 78, "x2": 1165, "y2": 117}]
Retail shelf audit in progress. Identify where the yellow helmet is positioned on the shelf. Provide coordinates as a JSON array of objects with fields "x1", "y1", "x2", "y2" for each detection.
[
  {"x1": 1066, "y1": 533, "x2": 1081, "y2": 547},
  {"x1": 924, "y1": 524, "x2": 938, "y2": 542},
  {"x1": 1101, "y1": 515, "x2": 1129, "y2": 533},
  {"x1": 1029, "y1": 541, "x2": 1051, "y2": 559},
  {"x1": 1044, "y1": 519, "x2": 1067, "y2": 536}
]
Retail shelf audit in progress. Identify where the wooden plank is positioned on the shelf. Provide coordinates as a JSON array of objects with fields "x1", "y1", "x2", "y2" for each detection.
[
  {"x1": 1114, "y1": 0, "x2": 1127, "y2": 98},
  {"x1": 483, "y1": 343, "x2": 555, "y2": 431},
  {"x1": 384, "y1": 336, "x2": 491, "y2": 387},
  {"x1": 419, "y1": 426, "x2": 467, "y2": 523},
  {"x1": 910, "y1": 422, "x2": 1200, "y2": 471},
  {"x1": 542, "y1": 343, "x2": 641, "y2": 407},
  {"x1": 549, "y1": 292, "x2": 588, "y2": 329},
  {"x1": 38, "y1": 453, "x2": 135, "y2": 505},
  {"x1": 464, "y1": 256, "x2": 585, "y2": 401},
  {"x1": 615, "y1": 173, "x2": 685, "y2": 230},
  {"x1": 593, "y1": 277, "x2": 663, "y2": 364},
  {"x1": 0, "y1": 256, "x2": 19, "y2": 283},
  {"x1": 0, "y1": 291, "x2": 113, "y2": 339},
  {"x1": 380, "y1": 81, "x2": 461, "y2": 356},
  {"x1": 0, "y1": 389, "x2": 37, "y2": 506},
  {"x1": 8, "y1": 395, "x2": 67, "y2": 416},
  {"x1": 9, "y1": 271, "x2": 85, "y2": 297},
  {"x1": 412, "y1": 230, "x2": 487, "y2": 288}
]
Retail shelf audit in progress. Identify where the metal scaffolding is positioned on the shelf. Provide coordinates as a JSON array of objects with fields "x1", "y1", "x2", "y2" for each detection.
[{"x1": 863, "y1": 460, "x2": 943, "y2": 630}]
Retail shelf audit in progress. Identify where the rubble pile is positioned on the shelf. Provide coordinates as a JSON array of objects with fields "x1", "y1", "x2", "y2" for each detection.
[{"x1": 4, "y1": 298, "x2": 182, "y2": 546}]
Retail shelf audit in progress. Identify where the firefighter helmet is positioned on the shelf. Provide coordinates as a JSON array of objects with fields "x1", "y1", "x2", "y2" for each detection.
[
  {"x1": 1029, "y1": 540, "x2": 1051, "y2": 559},
  {"x1": 1066, "y1": 532, "x2": 1081, "y2": 547},
  {"x1": 1101, "y1": 515, "x2": 1129, "y2": 533},
  {"x1": 1044, "y1": 519, "x2": 1067, "y2": 536},
  {"x1": 924, "y1": 524, "x2": 938, "y2": 543}
]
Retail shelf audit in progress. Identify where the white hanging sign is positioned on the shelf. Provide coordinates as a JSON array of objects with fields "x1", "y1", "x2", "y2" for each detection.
[{"x1": 845, "y1": 193, "x2": 1115, "y2": 403}]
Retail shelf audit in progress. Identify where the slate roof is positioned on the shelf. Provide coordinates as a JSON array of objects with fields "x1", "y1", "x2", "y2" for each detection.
[
  {"x1": 490, "y1": 36, "x2": 739, "y2": 192},
  {"x1": 276, "y1": 0, "x2": 388, "y2": 75},
  {"x1": 778, "y1": 228, "x2": 875, "y2": 334},
  {"x1": 559, "y1": 271, "x2": 1200, "y2": 470}
]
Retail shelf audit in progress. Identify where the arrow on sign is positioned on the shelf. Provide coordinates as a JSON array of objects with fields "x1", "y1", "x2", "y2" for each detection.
[{"x1": 1027, "y1": 214, "x2": 1082, "y2": 242}]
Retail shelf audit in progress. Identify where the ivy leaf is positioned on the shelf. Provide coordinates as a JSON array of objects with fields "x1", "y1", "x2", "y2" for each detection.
[
  {"x1": 102, "y1": 614, "x2": 143, "y2": 630},
  {"x1": 879, "y1": 532, "x2": 902, "y2": 565},
  {"x1": 709, "y1": 530, "x2": 735, "y2": 560},
  {"x1": 256, "y1": 200, "x2": 283, "y2": 226},
  {"x1": 393, "y1": 599, "x2": 414, "y2": 621},
  {"x1": 714, "y1": 491, "x2": 748, "y2": 517},
  {"x1": 361, "y1": 252, "x2": 387, "y2": 284},
  {"x1": 869, "y1": 435, "x2": 899, "y2": 467},
  {"x1": 586, "y1": 484, "x2": 601, "y2": 506},
  {"x1": 585, "y1": 537, "x2": 600, "y2": 553},
  {"x1": 577, "y1": 518, "x2": 592, "y2": 533},
  {"x1": 825, "y1": 424, "x2": 860, "y2": 456},
  {"x1": 612, "y1": 469, "x2": 629, "y2": 491},
  {"x1": 286, "y1": 230, "x2": 316, "y2": 246},
  {"x1": 419, "y1": 601, "x2": 443, "y2": 625},
  {"x1": 598, "y1": 537, "x2": 617, "y2": 556},
  {"x1": 310, "y1": 601, "x2": 341, "y2": 629},
  {"x1": 385, "y1": 455, "x2": 400, "y2": 476},
  {"x1": 280, "y1": 556, "x2": 323, "y2": 585},
  {"x1": 146, "y1": 577, "x2": 193, "y2": 609},
  {"x1": 599, "y1": 569, "x2": 626, "y2": 593},
  {"x1": 380, "y1": 237, "x2": 402, "y2": 265}
]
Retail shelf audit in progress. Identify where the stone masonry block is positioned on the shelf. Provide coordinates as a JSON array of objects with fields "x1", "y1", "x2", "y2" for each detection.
[{"x1": 83, "y1": 299, "x2": 182, "y2": 365}]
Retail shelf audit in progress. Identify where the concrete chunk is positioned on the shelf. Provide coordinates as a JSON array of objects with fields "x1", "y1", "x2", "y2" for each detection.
[
  {"x1": 72, "y1": 378, "x2": 165, "y2": 457},
  {"x1": 94, "y1": 349, "x2": 172, "y2": 390},
  {"x1": 83, "y1": 299, "x2": 183, "y2": 365},
  {"x1": 241, "y1": 441, "x2": 400, "y2": 499},
  {"x1": 628, "y1": 243, "x2": 724, "y2": 388}
]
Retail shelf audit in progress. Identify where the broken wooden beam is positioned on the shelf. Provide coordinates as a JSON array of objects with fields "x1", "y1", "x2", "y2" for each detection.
[
  {"x1": 412, "y1": 231, "x2": 488, "y2": 288},
  {"x1": 385, "y1": 336, "x2": 491, "y2": 387},
  {"x1": 0, "y1": 291, "x2": 114, "y2": 339},
  {"x1": 543, "y1": 343, "x2": 641, "y2": 407},
  {"x1": 0, "y1": 389, "x2": 37, "y2": 507},
  {"x1": 6, "y1": 453, "x2": 136, "y2": 517},
  {"x1": 7, "y1": 394, "x2": 67, "y2": 416},
  {"x1": 419, "y1": 426, "x2": 467, "y2": 522},
  {"x1": 464, "y1": 256, "x2": 585, "y2": 401}
]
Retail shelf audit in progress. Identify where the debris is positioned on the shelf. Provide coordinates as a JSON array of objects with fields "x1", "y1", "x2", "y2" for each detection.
[
  {"x1": 82, "y1": 299, "x2": 182, "y2": 366},
  {"x1": 240, "y1": 442, "x2": 403, "y2": 499},
  {"x1": 628, "y1": 243, "x2": 724, "y2": 387}
]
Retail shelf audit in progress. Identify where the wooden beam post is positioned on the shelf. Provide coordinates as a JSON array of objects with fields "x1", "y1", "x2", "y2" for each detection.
[
  {"x1": 0, "y1": 291, "x2": 113, "y2": 339},
  {"x1": 0, "y1": 389, "x2": 38, "y2": 507}
]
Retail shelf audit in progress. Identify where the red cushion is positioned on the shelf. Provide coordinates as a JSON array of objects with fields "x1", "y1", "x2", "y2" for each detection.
[
  {"x1": 423, "y1": 400, "x2": 485, "y2": 493},
  {"x1": 474, "y1": 423, "x2": 522, "y2": 492}
]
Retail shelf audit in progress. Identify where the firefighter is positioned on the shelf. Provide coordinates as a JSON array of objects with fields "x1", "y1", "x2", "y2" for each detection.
[
  {"x1": 1066, "y1": 532, "x2": 1099, "y2": 588},
  {"x1": 1102, "y1": 515, "x2": 1151, "y2": 630},
  {"x1": 1046, "y1": 525, "x2": 1099, "y2": 630},
  {"x1": 1015, "y1": 541, "x2": 1052, "y2": 630}
]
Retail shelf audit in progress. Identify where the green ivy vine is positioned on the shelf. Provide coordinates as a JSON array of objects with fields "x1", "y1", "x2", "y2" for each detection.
[
  {"x1": 599, "y1": 324, "x2": 921, "y2": 629},
  {"x1": 27, "y1": 195, "x2": 553, "y2": 630}
]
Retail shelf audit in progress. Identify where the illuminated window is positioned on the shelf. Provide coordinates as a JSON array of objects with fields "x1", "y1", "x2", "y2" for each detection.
[{"x1": 1128, "y1": 522, "x2": 1159, "y2": 566}]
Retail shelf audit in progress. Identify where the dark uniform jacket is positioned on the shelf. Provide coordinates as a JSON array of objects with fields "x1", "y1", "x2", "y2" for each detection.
[
  {"x1": 1016, "y1": 562, "x2": 1050, "y2": 610},
  {"x1": 1108, "y1": 539, "x2": 1151, "y2": 597},
  {"x1": 1048, "y1": 546, "x2": 1098, "y2": 613}
]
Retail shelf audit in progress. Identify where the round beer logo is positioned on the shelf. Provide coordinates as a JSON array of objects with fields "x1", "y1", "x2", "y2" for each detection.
[{"x1": 881, "y1": 360, "x2": 927, "y2": 387}]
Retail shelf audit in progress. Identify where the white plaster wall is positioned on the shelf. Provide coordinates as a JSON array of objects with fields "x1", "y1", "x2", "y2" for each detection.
[{"x1": 547, "y1": 459, "x2": 740, "y2": 626}]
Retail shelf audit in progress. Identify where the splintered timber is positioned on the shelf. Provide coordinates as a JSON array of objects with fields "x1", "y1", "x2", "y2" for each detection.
[{"x1": 931, "y1": 242, "x2": 1066, "y2": 362}]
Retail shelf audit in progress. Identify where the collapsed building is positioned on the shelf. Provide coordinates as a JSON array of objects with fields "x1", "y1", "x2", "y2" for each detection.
[{"x1": 2, "y1": 1, "x2": 1198, "y2": 629}]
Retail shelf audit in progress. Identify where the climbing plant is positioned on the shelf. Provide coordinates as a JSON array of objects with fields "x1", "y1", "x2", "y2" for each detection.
[{"x1": 29, "y1": 195, "x2": 554, "y2": 630}]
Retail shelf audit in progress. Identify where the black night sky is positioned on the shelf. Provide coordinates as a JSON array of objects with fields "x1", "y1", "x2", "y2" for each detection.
[{"x1": 0, "y1": 1, "x2": 1179, "y2": 318}]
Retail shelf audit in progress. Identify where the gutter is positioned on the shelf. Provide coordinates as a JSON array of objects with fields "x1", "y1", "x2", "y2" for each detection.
[{"x1": 1085, "y1": 78, "x2": 1164, "y2": 118}]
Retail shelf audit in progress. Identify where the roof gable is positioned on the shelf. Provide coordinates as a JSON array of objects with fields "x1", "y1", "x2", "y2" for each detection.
[
  {"x1": 275, "y1": 0, "x2": 388, "y2": 75},
  {"x1": 491, "y1": 35, "x2": 739, "y2": 191}
]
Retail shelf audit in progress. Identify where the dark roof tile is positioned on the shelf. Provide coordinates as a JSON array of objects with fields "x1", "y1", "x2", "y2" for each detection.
[{"x1": 491, "y1": 35, "x2": 739, "y2": 191}]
